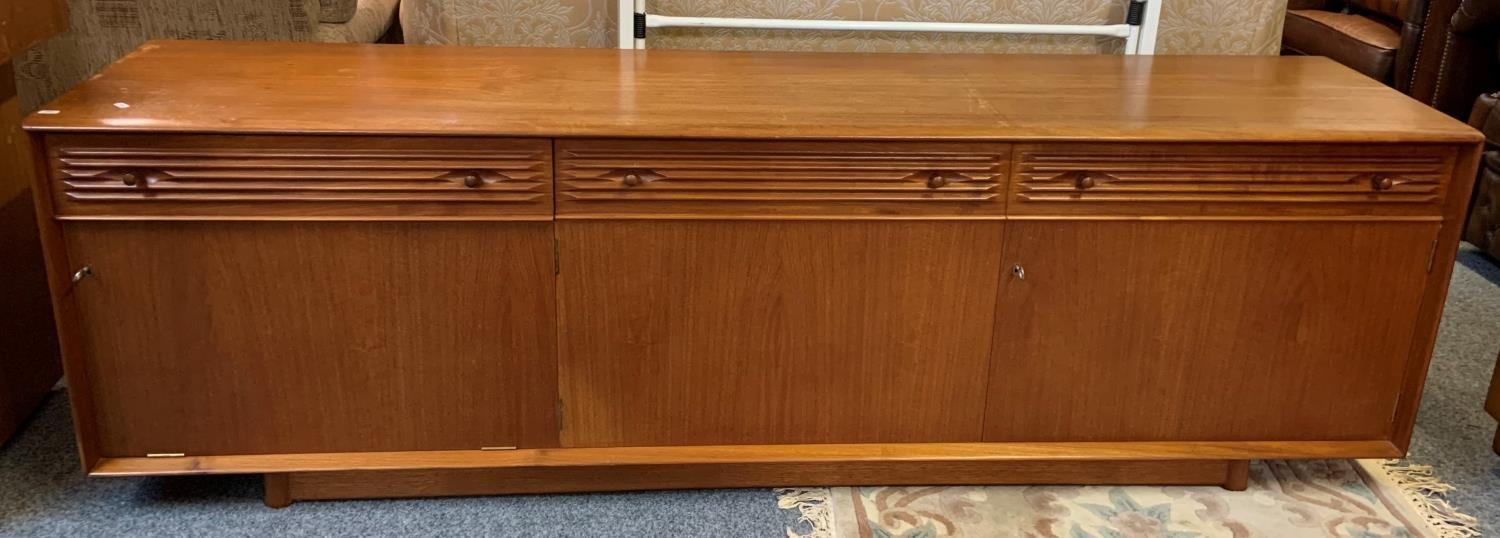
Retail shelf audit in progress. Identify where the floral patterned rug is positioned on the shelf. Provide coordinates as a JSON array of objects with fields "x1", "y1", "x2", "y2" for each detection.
[{"x1": 778, "y1": 460, "x2": 1478, "y2": 538}]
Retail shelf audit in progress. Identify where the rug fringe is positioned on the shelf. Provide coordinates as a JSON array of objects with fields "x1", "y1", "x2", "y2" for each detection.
[
  {"x1": 1374, "y1": 460, "x2": 1481, "y2": 538},
  {"x1": 776, "y1": 487, "x2": 834, "y2": 538}
]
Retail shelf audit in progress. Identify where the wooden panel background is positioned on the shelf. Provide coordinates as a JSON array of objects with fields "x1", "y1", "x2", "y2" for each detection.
[
  {"x1": 64, "y1": 221, "x2": 558, "y2": 457},
  {"x1": 0, "y1": 0, "x2": 67, "y2": 63},
  {"x1": 984, "y1": 220, "x2": 1440, "y2": 442},
  {"x1": 557, "y1": 220, "x2": 1005, "y2": 447},
  {"x1": 0, "y1": 61, "x2": 62, "y2": 444}
]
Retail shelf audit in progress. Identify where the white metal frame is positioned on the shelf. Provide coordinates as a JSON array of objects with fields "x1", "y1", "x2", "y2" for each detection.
[{"x1": 619, "y1": 0, "x2": 1163, "y2": 54}]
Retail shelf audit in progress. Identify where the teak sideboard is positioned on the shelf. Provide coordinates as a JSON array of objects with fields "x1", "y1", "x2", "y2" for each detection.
[{"x1": 23, "y1": 41, "x2": 1483, "y2": 506}]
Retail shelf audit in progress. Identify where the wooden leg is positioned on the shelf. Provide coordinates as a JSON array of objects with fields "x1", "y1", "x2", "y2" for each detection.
[
  {"x1": 1222, "y1": 460, "x2": 1250, "y2": 491},
  {"x1": 264, "y1": 473, "x2": 292, "y2": 508},
  {"x1": 278, "y1": 460, "x2": 1237, "y2": 502}
]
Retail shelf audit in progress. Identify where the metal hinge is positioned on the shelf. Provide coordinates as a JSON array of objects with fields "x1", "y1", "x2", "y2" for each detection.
[
  {"x1": 1126, "y1": 0, "x2": 1146, "y2": 25},
  {"x1": 1427, "y1": 239, "x2": 1439, "y2": 273},
  {"x1": 634, "y1": 12, "x2": 647, "y2": 39},
  {"x1": 146, "y1": 452, "x2": 185, "y2": 458},
  {"x1": 479, "y1": 446, "x2": 518, "y2": 451},
  {"x1": 554, "y1": 238, "x2": 561, "y2": 275}
]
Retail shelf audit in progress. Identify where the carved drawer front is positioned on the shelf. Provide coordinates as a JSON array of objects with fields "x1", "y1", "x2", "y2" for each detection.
[
  {"x1": 46, "y1": 134, "x2": 552, "y2": 220},
  {"x1": 556, "y1": 139, "x2": 1010, "y2": 218},
  {"x1": 1011, "y1": 143, "x2": 1456, "y2": 218}
]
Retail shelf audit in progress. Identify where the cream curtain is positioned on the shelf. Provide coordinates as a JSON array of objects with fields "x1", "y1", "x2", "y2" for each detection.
[{"x1": 400, "y1": 0, "x2": 1288, "y2": 55}]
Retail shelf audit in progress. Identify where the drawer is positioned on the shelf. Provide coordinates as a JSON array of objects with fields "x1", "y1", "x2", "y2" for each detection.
[
  {"x1": 556, "y1": 139, "x2": 1009, "y2": 218},
  {"x1": 1010, "y1": 143, "x2": 1456, "y2": 218},
  {"x1": 45, "y1": 134, "x2": 552, "y2": 220}
]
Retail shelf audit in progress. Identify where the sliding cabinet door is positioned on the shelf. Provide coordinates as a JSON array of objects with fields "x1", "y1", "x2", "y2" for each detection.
[{"x1": 983, "y1": 221, "x2": 1438, "y2": 442}]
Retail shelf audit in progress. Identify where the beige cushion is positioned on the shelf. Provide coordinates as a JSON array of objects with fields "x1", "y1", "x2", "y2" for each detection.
[
  {"x1": 316, "y1": 0, "x2": 398, "y2": 43},
  {"x1": 399, "y1": 0, "x2": 1288, "y2": 55},
  {"x1": 320, "y1": 0, "x2": 359, "y2": 24}
]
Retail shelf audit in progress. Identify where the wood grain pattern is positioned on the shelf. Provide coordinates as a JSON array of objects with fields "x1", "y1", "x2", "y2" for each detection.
[
  {"x1": 26, "y1": 132, "x2": 103, "y2": 469},
  {"x1": 1390, "y1": 143, "x2": 1486, "y2": 451},
  {"x1": 557, "y1": 139, "x2": 1008, "y2": 218},
  {"x1": 0, "y1": 192, "x2": 60, "y2": 444},
  {"x1": 0, "y1": 61, "x2": 61, "y2": 443},
  {"x1": 263, "y1": 473, "x2": 291, "y2": 509},
  {"x1": 22, "y1": 41, "x2": 1480, "y2": 144},
  {"x1": 557, "y1": 220, "x2": 1004, "y2": 447},
  {"x1": 87, "y1": 440, "x2": 1400, "y2": 476},
  {"x1": 1223, "y1": 461, "x2": 1251, "y2": 491},
  {"x1": 984, "y1": 221, "x2": 1439, "y2": 442},
  {"x1": 279, "y1": 460, "x2": 1237, "y2": 504},
  {"x1": 0, "y1": 0, "x2": 66, "y2": 63},
  {"x1": 16, "y1": 43, "x2": 1485, "y2": 495},
  {"x1": 63, "y1": 221, "x2": 556, "y2": 457},
  {"x1": 1011, "y1": 143, "x2": 1455, "y2": 218},
  {"x1": 46, "y1": 134, "x2": 552, "y2": 220}
]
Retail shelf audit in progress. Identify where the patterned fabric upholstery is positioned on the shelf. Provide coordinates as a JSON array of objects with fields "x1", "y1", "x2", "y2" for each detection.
[
  {"x1": 399, "y1": 0, "x2": 1288, "y2": 55},
  {"x1": 317, "y1": 0, "x2": 399, "y2": 43},
  {"x1": 17, "y1": 0, "x2": 395, "y2": 113},
  {"x1": 320, "y1": 0, "x2": 360, "y2": 24}
]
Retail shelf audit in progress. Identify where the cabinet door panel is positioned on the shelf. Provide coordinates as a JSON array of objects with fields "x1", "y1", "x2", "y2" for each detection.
[
  {"x1": 66, "y1": 221, "x2": 556, "y2": 457},
  {"x1": 984, "y1": 221, "x2": 1437, "y2": 442},
  {"x1": 557, "y1": 221, "x2": 1004, "y2": 447}
]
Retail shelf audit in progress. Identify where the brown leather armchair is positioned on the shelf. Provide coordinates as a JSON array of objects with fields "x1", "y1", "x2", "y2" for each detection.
[
  {"x1": 1283, "y1": 0, "x2": 1424, "y2": 86},
  {"x1": 1455, "y1": 0, "x2": 1500, "y2": 252},
  {"x1": 1457, "y1": 1, "x2": 1500, "y2": 457},
  {"x1": 1286, "y1": 0, "x2": 1500, "y2": 118},
  {"x1": 1411, "y1": 0, "x2": 1500, "y2": 117},
  {"x1": 1438, "y1": 0, "x2": 1500, "y2": 455},
  {"x1": 1468, "y1": 95, "x2": 1500, "y2": 258}
]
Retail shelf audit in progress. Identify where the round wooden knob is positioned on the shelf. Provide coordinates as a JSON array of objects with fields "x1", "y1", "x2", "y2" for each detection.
[
  {"x1": 1373, "y1": 176, "x2": 1395, "y2": 191},
  {"x1": 1076, "y1": 173, "x2": 1095, "y2": 190},
  {"x1": 121, "y1": 172, "x2": 140, "y2": 187},
  {"x1": 463, "y1": 174, "x2": 483, "y2": 188},
  {"x1": 622, "y1": 173, "x2": 643, "y2": 187},
  {"x1": 927, "y1": 173, "x2": 948, "y2": 189}
]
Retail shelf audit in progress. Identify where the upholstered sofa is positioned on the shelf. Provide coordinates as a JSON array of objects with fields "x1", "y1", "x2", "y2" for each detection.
[
  {"x1": 1284, "y1": 0, "x2": 1500, "y2": 120},
  {"x1": 15, "y1": 0, "x2": 398, "y2": 113},
  {"x1": 1453, "y1": 0, "x2": 1500, "y2": 252},
  {"x1": 1282, "y1": 0, "x2": 1423, "y2": 84},
  {"x1": 400, "y1": 0, "x2": 1288, "y2": 55},
  {"x1": 1412, "y1": 0, "x2": 1500, "y2": 118}
]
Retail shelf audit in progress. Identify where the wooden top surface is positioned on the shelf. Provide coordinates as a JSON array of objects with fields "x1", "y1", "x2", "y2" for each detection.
[{"x1": 23, "y1": 40, "x2": 1481, "y2": 143}]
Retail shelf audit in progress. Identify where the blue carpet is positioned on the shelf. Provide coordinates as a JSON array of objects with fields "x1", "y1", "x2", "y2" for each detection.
[
  {"x1": 1405, "y1": 246, "x2": 1500, "y2": 530},
  {"x1": 0, "y1": 393, "x2": 800, "y2": 536}
]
